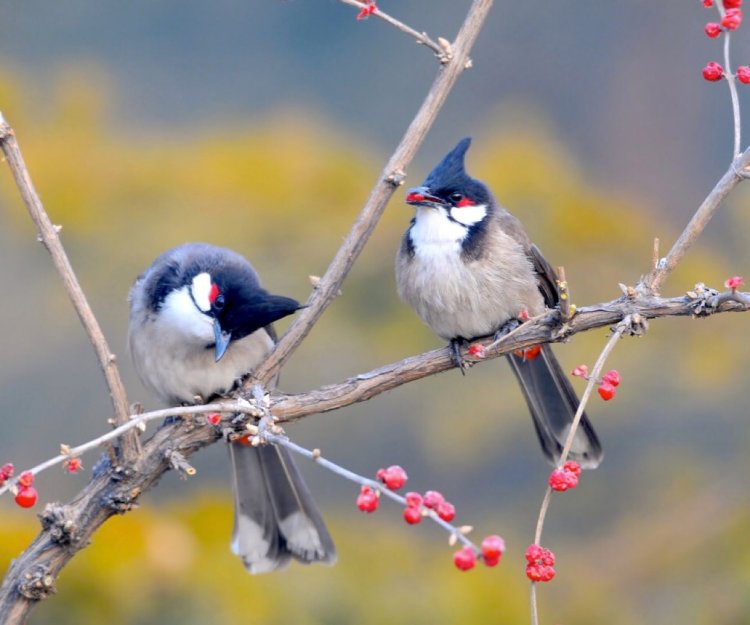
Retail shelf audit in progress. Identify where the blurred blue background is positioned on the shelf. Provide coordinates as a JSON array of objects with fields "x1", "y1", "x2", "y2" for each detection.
[{"x1": 2, "y1": 2, "x2": 750, "y2": 623}]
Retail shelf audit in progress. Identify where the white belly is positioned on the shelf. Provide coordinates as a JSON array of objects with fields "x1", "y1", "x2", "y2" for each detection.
[{"x1": 396, "y1": 231, "x2": 544, "y2": 341}]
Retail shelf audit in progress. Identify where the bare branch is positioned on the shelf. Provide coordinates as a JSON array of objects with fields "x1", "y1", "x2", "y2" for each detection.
[
  {"x1": 270, "y1": 288, "x2": 748, "y2": 423},
  {"x1": 338, "y1": 0, "x2": 449, "y2": 62},
  {"x1": 641, "y1": 146, "x2": 750, "y2": 294},
  {"x1": 250, "y1": 0, "x2": 495, "y2": 386},
  {"x1": 0, "y1": 115, "x2": 138, "y2": 462}
]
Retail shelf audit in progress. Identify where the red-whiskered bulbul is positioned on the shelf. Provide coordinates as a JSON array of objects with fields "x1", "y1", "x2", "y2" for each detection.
[
  {"x1": 395, "y1": 138, "x2": 603, "y2": 468},
  {"x1": 128, "y1": 242, "x2": 336, "y2": 572}
]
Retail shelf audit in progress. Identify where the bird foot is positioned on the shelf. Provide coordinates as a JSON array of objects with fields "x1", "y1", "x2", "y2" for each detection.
[
  {"x1": 449, "y1": 338, "x2": 468, "y2": 376},
  {"x1": 493, "y1": 319, "x2": 521, "y2": 341}
]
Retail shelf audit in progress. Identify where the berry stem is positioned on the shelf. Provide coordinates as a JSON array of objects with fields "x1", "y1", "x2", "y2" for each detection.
[
  {"x1": 529, "y1": 316, "x2": 632, "y2": 625},
  {"x1": 724, "y1": 29, "x2": 742, "y2": 157},
  {"x1": 262, "y1": 430, "x2": 479, "y2": 551}
]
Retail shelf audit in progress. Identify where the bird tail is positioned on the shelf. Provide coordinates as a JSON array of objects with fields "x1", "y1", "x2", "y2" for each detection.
[
  {"x1": 505, "y1": 345, "x2": 603, "y2": 469},
  {"x1": 228, "y1": 442, "x2": 336, "y2": 573}
]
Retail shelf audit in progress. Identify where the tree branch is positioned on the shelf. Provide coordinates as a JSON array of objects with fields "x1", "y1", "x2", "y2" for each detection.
[
  {"x1": 641, "y1": 145, "x2": 750, "y2": 295},
  {"x1": 250, "y1": 0, "x2": 495, "y2": 387},
  {"x1": 270, "y1": 287, "x2": 748, "y2": 422},
  {"x1": 0, "y1": 114, "x2": 138, "y2": 463},
  {"x1": 338, "y1": 0, "x2": 450, "y2": 62}
]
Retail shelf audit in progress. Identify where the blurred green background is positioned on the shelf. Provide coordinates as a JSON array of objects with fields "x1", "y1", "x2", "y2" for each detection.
[{"x1": 2, "y1": 2, "x2": 750, "y2": 624}]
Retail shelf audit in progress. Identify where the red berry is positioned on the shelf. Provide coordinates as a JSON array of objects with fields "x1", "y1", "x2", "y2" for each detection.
[
  {"x1": 481, "y1": 535, "x2": 505, "y2": 562},
  {"x1": 549, "y1": 469, "x2": 573, "y2": 491},
  {"x1": 405, "y1": 491, "x2": 423, "y2": 507},
  {"x1": 453, "y1": 546, "x2": 477, "y2": 571},
  {"x1": 525, "y1": 544, "x2": 556, "y2": 581},
  {"x1": 403, "y1": 506, "x2": 422, "y2": 525},
  {"x1": 467, "y1": 344, "x2": 486, "y2": 359},
  {"x1": 17, "y1": 471, "x2": 34, "y2": 488},
  {"x1": 236, "y1": 434, "x2": 252, "y2": 447},
  {"x1": 602, "y1": 369, "x2": 621, "y2": 387},
  {"x1": 703, "y1": 61, "x2": 725, "y2": 81},
  {"x1": 571, "y1": 364, "x2": 589, "y2": 378},
  {"x1": 525, "y1": 544, "x2": 544, "y2": 564},
  {"x1": 356, "y1": 1, "x2": 377, "y2": 20},
  {"x1": 377, "y1": 465, "x2": 407, "y2": 490},
  {"x1": 356, "y1": 486, "x2": 379, "y2": 513},
  {"x1": 705, "y1": 22, "x2": 723, "y2": 37},
  {"x1": 0, "y1": 463, "x2": 14, "y2": 483},
  {"x1": 598, "y1": 382, "x2": 616, "y2": 401},
  {"x1": 515, "y1": 345, "x2": 542, "y2": 361},
  {"x1": 722, "y1": 8, "x2": 742, "y2": 30},
  {"x1": 526, "y1": 563, "x2": 556, "y2": 582},
  {"x1": 65, "y1": 457, "x2": 83, "y2": 474},
  {"x1": 437, "y1": 501, "x2": 456, "y2": 522},
  {"x1": 15, "y1": 486, "x2": 38, "y2": 508},
  {"x1": 563, "y1": 460, "x2": 582, "y2": 477},
  {"x1": 704, "y1": 0, "x2": 714, "y2": 6},
  {"x1": 724, "y1": 0, "x2": 742, "y2": 7},
  {"x1": 423, "y1": 490, "x2": 445, "y2": 510},
  {"x1": 206, "y1": 412, "x2": 221, "y2": 426},
  {"x1": 725, "y1": 275, "x2": 745, "y2": 289}
]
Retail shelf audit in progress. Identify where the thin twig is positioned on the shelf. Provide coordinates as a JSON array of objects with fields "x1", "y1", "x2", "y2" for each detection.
[
  {"x1": 715, "y1": 2, "x2": 742, "y2": 157},
  {"x1": 265, "y1": 433, "x2": 479, "y2": 550},
  {"x1": 250, "y1": 0, "x2": 495, "y2": 387},
  {"x1": 0, "y1": 114, "x2": 138, "y2": 462},
  {"x1": 529, "y1": 316, "x2": 632, "y2": 625},
  {"x1": 641, "y1": 146, "x2": 750, "y2": 294},
  {"x1": 338, "y1": 0, "x2": 448, "y2": 61},
  {"x1": 0, "y1": 402, "x2": 255, "y2": 498}
]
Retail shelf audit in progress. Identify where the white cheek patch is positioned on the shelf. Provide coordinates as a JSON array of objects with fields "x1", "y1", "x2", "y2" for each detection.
[
  {"x1": 161, "y1": 285, "x2": 214, "y2": 343},
  {"x1": 411, "y1": 206, "x2": 468, "y2": 248},
  {"x1": 190, "y1": 272, "x2": 213, "y2": 313},
  {"x1": 449, "y1": 203, "x2": 487, "y2": 226}
]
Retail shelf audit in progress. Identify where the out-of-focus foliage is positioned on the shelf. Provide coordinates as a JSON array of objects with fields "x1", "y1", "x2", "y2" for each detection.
[{"x1": 2, "y1": 74, "x2": 750, "y2": 625}]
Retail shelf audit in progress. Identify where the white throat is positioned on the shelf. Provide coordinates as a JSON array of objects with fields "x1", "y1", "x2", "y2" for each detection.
[{"x1": 409, "y1": 204, "x2": 487, "y2": 255}]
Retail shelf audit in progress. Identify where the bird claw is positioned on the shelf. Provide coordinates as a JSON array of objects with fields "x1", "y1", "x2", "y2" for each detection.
[
  {"x1": 450, "y1": 338, "x2": 468, "y2": 375},
  {"x1": 494, "y1": 319, "x2": 521, "y2": 340}
]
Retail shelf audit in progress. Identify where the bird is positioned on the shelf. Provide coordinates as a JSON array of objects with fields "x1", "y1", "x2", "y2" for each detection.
[
  {"x1": 395, "y1": 138, "x2": 603, "y2": 469},
  {"x1": 128, "y1": 242, "x2": 336, "y2": 573}
]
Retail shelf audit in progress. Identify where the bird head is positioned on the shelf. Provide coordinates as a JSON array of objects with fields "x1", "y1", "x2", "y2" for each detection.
[
  {"x1": 152, "y1": 244, "x2": 301, "y2": 362},
  {"x1": 405, "y1": 137, "x2": 493, "y2": 228}
]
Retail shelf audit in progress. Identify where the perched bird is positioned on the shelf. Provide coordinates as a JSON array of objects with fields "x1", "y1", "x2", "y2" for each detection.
[
  {"x1": 128, "y1": 242, "x2": 335, "y2": 572},
  {"x1": 395, "y1": 138, "x2": 602, "y2": 468}
]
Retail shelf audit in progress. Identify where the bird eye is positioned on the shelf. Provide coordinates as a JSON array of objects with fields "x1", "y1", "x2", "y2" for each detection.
[
  {"x1": 449, "y1": 192, "x2": 463, "y2": 204},
  {"x1": 213, "y1": 294, "x2": 225, "y2": 311}
]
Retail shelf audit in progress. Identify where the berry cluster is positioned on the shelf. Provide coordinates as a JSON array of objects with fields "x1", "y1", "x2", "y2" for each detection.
[
  {"x1": 356, "y1": 0, "x2": 377, "y2": 20},
  {"x1": 571, "y1": 365, "x2": 622, "y2": 401},
  {"x1": 525, "y1": 544, "x2": 556, "y2": 582},
  {"x1": 702, "y1": 1, "x2": 750, "y2": 83},
  {"x1": 14, "y1": 471, "x2": 38, "y2": 508},
  {"x1": 548, "y1": 460, "x2": 582, "y2": 492},
  {"x1": 452, "y1": 535, "x2": 506, "y2": 572},
  {"x1": 354, "y1": 465, "x2": 504, "y2": 572},
  {"x1": 401, "y1": 489, "x2": 456, "y2": 524}
]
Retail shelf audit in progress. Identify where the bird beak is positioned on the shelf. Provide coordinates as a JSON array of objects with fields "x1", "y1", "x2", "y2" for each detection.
[
  {"x1": 213, "y1": 318, "x2": 232, "y2": 362},
  {"x1": 405, "y1": 186, "x2": 445, "y2": 208}
]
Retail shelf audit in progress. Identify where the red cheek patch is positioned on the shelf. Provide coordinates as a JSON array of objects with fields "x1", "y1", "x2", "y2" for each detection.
[
  {"x1": 457, "y1": 197, "x2": 476, "y2": 208},
  {"x1": 209, "y1": 283, "x2": 220, "y2": 305}
]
